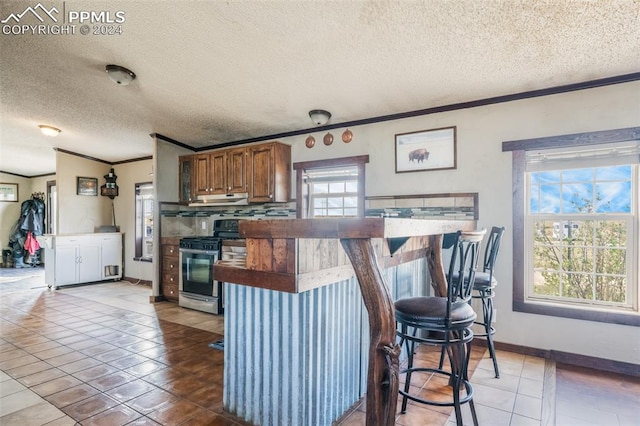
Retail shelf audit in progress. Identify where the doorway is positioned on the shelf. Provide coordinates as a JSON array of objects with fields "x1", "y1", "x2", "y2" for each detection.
[{"x1": 46, "y1": 180, "x2": 56, "y2": 234}]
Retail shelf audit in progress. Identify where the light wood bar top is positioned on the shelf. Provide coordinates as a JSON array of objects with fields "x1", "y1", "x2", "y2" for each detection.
[
  {"x1": 215, "y1": 218, "x2": 476, "y2": 294},
  {"x1": 238, "y1": 217, "x2": 473, "y2": 239}
]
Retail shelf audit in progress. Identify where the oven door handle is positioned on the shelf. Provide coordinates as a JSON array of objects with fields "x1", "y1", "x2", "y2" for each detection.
[{"x1": 179, "y1": 248, "x2": 218, "y2": 255}]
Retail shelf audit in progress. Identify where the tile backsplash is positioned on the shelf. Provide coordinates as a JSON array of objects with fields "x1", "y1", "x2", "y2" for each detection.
[
  {"x1": 160, "y1": 202, "x2": 296, "y2": 237},
  {"x1": 160, "y1": 193, "x2": 477, "y2": 237}
]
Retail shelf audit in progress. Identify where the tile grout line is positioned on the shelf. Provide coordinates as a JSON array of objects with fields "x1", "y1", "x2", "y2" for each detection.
[{"x1": 540, "y1": 358, "x2": 556, "y2": 426}]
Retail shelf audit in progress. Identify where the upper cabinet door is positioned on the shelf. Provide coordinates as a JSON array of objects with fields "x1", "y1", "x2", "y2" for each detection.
[
  {"x1": 249, "y1": 142, "x2": 291, "y2": 203},
  {"x1": 194, "y1": 154, "x2": 210, "y2": 195},
  {"x1": 249, "y1": 144, "x2": 274, "y2": 202},
  {"x1": 209, "y1": 151, "x2": 227, "y2": 194},
  {"x1": 227, "y1": 147, "x2": 248, "y2": 194},
  {"x1": 178, "y1": 155, "x2": 193, "y2": 203}
]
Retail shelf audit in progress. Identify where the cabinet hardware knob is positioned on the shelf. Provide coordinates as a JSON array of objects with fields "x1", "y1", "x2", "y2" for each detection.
[
  {"x1": 170, "y1": 264, "x2": 174, "y2": 269},
  {"x1": 170, "y1": 277, "x2": 174, "y2": 282}
]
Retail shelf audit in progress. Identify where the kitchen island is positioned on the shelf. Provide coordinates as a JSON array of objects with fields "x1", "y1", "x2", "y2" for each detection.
[{"x1": 215, "y1": 218, "x2": 476, "y2": 426}]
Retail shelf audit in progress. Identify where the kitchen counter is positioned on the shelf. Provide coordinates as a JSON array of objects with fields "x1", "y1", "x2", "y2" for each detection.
[
  {"x1": 216, "y1": 217, "x2": 476, "y2": 426},
  {"x1": 215, "y1": 218, "x2": 471, "y2": 293}
]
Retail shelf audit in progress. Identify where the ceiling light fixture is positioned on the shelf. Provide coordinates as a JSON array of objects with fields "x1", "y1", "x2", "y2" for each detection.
[
  {"x1": 309, "y1": 109, "x2": 331, "y2": 126},
  {"x1": 39, "y1": 125, "x2": 61, "y2": 137},
  {"x1": 105, "y1": 64, "x2": 136, "y2": 85}
]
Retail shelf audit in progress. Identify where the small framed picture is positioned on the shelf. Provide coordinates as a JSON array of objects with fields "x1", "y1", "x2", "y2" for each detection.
[
  {"x1": 395, "y1": 126, "x2": 457, "y2": 173},
  {"x1": 0, "y1": 182, "x2": 18, "y2": 202},
  {"x1": 77, "y1": 177, "x2": 98, "y2": 196}
]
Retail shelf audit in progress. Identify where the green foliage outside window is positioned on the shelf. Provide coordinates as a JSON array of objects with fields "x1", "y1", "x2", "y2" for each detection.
[{"x1": 529, "y1": 165, "x2": 632, "y2": 306}]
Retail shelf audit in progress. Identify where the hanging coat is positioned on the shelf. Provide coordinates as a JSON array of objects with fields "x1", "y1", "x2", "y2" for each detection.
[
  {"x1": 24, "y1": 231, "x2": 40, "y2": 255},
  {"x1": 18, "y1": 198, "x2": 45, "y2": 236}
]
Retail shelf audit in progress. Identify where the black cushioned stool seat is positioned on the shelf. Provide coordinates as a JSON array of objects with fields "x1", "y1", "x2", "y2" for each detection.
[{"x1": 395, "y1": 229, "x2": 486, "y2": 426}]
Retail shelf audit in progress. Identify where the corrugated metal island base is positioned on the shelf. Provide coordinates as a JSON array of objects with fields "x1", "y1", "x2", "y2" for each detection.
[{"x1": 215, "y1": 218, "x2": 476, "y2": 426}]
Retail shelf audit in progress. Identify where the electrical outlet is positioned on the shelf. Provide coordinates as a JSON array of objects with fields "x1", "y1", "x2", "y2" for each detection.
[
  {"x1": 492, "y1": 308, "x2": 497, "y2": 323},
  {"x1": 201, "y1": 221, "x2": 207, "y2": 230}
]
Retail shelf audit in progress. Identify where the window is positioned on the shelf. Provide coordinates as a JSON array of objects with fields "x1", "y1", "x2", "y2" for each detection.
[
  {"x1": 504, "y1": 127, "x2": 640, "y2": 326},
  {"x1": 308, "y1": 166, "x2": 359, "y2": 217},
  {"x1": 527, "y1": 157, "x2": 636, "y2": 310},
  {"x1": 135, "y1": 182, "x2": 153, "y2": 261},
  {"x1": 293, "y1": 156, "x2": 369, "y2": 218}
]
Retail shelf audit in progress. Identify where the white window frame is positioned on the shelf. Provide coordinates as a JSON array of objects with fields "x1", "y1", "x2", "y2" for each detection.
[
  {"x1": 293, "y1": 156, "x2": 369, "y2": 219},
  {"x1": 308, "y1": 166, "x2": 359, "y2": 218},
  {"x1": 524, "y1": 161, "x2": 638, "y2": 312},
  {"x1": 135, "y1": 182, "x2": 154, "y2": 261}
]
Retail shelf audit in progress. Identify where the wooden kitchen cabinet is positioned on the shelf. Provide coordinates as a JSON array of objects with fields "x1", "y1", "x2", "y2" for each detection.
[
  {"x1": 226, "y1": 147, "x2": 248, "y2": 194},
  {"x1": 161, "y1": 238, "x2": 180, "y2": 302},
  {"x1": 178, "y1": 155, "x2": 194, "y2": 204},
  {"x1": 249, "y1": 142, "x2": 291, "y2": 203},
  {"x1": 184, "y1": 141, "x2": 290, "y2": 203},
  {"x1": 194, "y1": 151, "x2": 227, "y2": 196},
  {"x1": 194, "y1": 154, "x2": 209, "y2": 196}
]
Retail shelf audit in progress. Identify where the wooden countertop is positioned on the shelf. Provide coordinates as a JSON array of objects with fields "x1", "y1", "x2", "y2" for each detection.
[
  {"x1": 216, "y1": 218, "x2": 476, "y2": 293},
  {"x1": 239, "y1": 218, "x2": 471, "y2": 239}
]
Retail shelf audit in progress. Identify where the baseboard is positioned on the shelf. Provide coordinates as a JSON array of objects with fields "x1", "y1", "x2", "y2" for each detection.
[
  {"x1": 481, "y1": 339, "x2": 640, "y2": 378},
  {"x1": 122, "y1": 277, "x2": 152, "y2": 287},
  {"x1": 149, "y1": 295, "x2": 165, "y2": 303}
]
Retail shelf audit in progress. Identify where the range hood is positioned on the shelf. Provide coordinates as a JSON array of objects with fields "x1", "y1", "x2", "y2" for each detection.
[{"x1": 188, "y1": 192, "x2": 249, "y2": 207}]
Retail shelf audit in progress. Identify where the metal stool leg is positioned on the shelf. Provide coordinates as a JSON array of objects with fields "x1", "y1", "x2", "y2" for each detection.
[
  {"x1": 447, "y1": 332, "x2": 478, "y2": 426},
  {"x1": 399, "y1": 324, "x2": 414, "y2": 414},
  {"x1": 480, "y1": 290, "x2": 499, "y2": 378}
]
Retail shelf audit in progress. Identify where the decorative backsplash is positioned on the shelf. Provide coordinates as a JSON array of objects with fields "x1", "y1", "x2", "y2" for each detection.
[
  {"x1": 160, "y1": 202, "x2": 296, "y2": 218},
  {"x1": 365, "y1": 193, "x2": 477, "y2": 220},
  {"x1": 160, "y1": 192, "x2": 478, "y2": 237},
  {"x1": 160, "y1": 202, "x2": 297, "y2": 237}
]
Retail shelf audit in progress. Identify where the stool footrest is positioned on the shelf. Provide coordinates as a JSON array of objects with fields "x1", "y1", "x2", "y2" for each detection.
[
  {"x1": 472, "y1": 321, "x2": 496, "y2": 338},
  {"x1": 399, "y1": 367, "x2": 474, "y2": 409}
]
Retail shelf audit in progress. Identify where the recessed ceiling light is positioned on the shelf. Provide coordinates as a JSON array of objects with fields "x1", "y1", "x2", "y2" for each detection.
[
  {"x1": 105, "y1": 64, "x2": 136, "y2": 85},
  {"x1": 39, "y1": 125, "x2": 61, "y2": 137}
]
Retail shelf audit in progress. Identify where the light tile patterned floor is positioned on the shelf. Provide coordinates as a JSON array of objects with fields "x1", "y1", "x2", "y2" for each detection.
[
  {"x1": 336, "y1": 346, "x2": 548, "y2": 426},
  {"x1": 1, "y1": 267, "x2": 638, "y2": 425}
]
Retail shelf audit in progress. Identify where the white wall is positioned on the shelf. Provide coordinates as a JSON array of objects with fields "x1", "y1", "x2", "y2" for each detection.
[
  {"x1": 153, "y1": 138, "x2": 194, "y2": 296},
  {"x1": 0, "y1": 173, "x2": 30, "y2": 252},
  {"x1": 56, "y1": 152, "x2": 112, "y2": 234},
  {"x1": 112, "y1": 160, "x2": 154, "y2": 282},
  {"x1": 0, "y1": 172, "x2": 55, "y2": 254},
  {"x1": 271, "y1": 81, "x2": 639, "y2": 365}
]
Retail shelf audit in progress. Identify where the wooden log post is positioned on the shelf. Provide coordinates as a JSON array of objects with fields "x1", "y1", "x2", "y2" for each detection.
[
  {"x1": 426, "y1": 234, "x2": 447, "y2": 297},
  {"x1": 340, "y1": 238, "x2": 400, "y2": 426}
]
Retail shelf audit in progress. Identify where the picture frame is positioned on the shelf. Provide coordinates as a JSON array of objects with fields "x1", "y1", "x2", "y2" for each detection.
[
  {"x1": 0, "y1": 182, "x2": 18, "y2": 202},
  {"x1": 395, "y1": 126, "x2": 457, "y2": 173},
  {"x1": 77, "y1": 177, "x2": 98, "y2": 196}
]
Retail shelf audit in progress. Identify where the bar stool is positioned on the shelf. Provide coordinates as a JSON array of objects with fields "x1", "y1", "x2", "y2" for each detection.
[
  {"x1": 395, "y1": 229, "x2": 485, "y2": 426},
  {"x1": 471, "y1": 226, "x2": 505, "y2": 378}
]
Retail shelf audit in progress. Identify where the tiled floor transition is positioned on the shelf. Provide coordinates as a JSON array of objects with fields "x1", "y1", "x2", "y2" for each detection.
[{"x1": 1, "y1": 267, "x2": 638, "y2": 425}]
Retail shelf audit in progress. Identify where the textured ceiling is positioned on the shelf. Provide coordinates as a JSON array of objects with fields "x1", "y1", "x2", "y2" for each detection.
[{"x1": 1, "y1": 0, "x2": 639, "y2": 177}]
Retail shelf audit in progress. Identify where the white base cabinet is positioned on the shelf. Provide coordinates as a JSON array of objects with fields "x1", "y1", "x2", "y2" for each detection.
[{"x1": 41, "y1": 233, "x2": 123, "y2": 288}]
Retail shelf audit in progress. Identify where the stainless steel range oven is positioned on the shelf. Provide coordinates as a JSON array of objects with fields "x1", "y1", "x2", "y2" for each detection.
[
  {"x1": 178, "y1": 219, "x2": 240, "y2": 315},
  {"x1": 179, "y1": 237, "x2": 222, "y2": 314}
]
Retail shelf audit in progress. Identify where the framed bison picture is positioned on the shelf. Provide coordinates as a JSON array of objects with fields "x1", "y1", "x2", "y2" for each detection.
[{"x1": 394, "y1": 126, "x2": 457, "y2": 173}]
